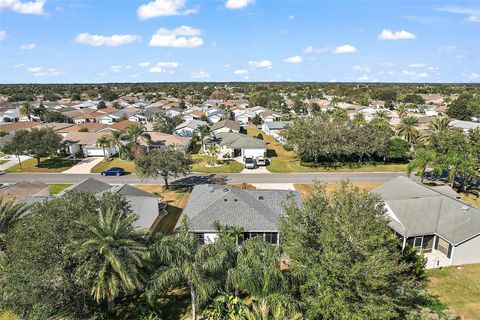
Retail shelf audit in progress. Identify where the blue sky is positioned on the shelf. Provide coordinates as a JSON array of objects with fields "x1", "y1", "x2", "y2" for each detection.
[{"x1": 0, "y1": 0, "x2": 479, "y2": 83}]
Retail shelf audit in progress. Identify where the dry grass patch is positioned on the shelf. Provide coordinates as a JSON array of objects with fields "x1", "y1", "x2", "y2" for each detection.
[
  {"x1": 460, "y1": 192, "x2": 480, "y2": 208},
  {"x1": 294, "y1": 182, "x2": 383, "y2": 199}
]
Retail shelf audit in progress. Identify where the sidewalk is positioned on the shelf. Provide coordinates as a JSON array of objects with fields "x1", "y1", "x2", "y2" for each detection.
[
  {"x1": 0, "y1": 155, "x2": 31, "y2": 171},
  {"x1": 62, "y1": 157, "x2": 104, "y2": 174}
]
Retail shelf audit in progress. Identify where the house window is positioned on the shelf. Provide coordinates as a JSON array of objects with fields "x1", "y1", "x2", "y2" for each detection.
[
  {"x1": 265, "y1": 233, "x2": 278, "y2": 244},
  {"x1": 435, "y1": 236, "x2": 452, "y2": 258},
  {"x1": 196, "y1": 233, "x2": 205, "y2": 244},
  {"x1": 414, "y1": 237, "x2": 423, "y2": 249},
  {"x1": 422, "y1": 235, "x2": 435, "y2": 252}
]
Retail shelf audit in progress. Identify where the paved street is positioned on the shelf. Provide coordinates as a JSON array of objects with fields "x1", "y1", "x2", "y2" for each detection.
[{"x1": 0, "y1": 171, "x2": 405, "y2": 185}]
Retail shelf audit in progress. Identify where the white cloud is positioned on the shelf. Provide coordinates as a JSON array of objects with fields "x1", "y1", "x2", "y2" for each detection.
[
  {"x1": 303, "y1": 45, "x2": 329, "y2": 54},
  {"x1": 468, "y1": 73, "x2": 479, "y2": 80},
  {"x1": 149, "y1": 61, "x2": 180, "y2": 73},
  {"x1": 13, "y1": 63, "x2": 24, "y2": 68},
  {"x1": 400, "y1": 70, "x2": 429, "y2": 78},
  {"x1": 110, "y1": 65, "x2": 132, "y2": 73},
  {"x1": 436, "y1": 6, "x2": 480, "y2": 23},
  {"x1": 283, "y1": 55, "x2": 302, "y2": 64},
  {"x1": 332, "y1": 44, "x2": 357, "y2": 54},
  {"x1": 20, "y1": 43, "x2": 35, "y2": 50},
  {"x1": 149, "y1": 26, "x2": 203, "y2": 48},
  {"x1": 27, "y1": 66, "x2": 63, "y2": 77},
  {"x1": 0, "y1": 30, "x2": 6, "y2": 41},
  {"x1": 378, "y1": 29, "x2": 416, "y2": 40},
  {"x1": 130, "y1": 74, "x2": 139, "y2": 78},
  {"x1": 225, "y1": 0, "x2": 255, "y2": 10},
  {"x1": 352, "y1": 65, "x2": 371, "y2": 72},
  {"x1": 191, "y1": 71, "x2": 210, "y2": 78},
  {"x1": 137, "y1": 0, "x2": 197, "y2": 20},
  {"x1": 288, "y1": 15, "x2": 295, "y2": 21},
  {"x1": 437, "y1": 45, "x2": 457, "y2": 52},
  {"x1": 138, "y1": 62, "x2": 150, "y2": 67},
  {"x1": 75, "y1": 33, "x2": 140, "y2": 47},
  {"x1": 234, "y1": 69, "x2": 248, "y2": 75},
  {"x1": 358, "y1": 75, "x2": 369, "y2": 81},
  {"x1": 248, "y1": 60, "x2": 272, "y2": 68},
  {"x1": 0, "y1": 0, "x2": 45, "y2": 15},
  {"x1": 408, "y1": 63, "x2": 426, "y2": 68},
  {"x1": 223, "y1": 64, "x2": 231, "y2": 68}
]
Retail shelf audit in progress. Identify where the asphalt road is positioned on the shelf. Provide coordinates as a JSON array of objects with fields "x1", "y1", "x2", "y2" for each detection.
[{"x1": 0, "y1": 171, "x2": 405, "y2": 185}]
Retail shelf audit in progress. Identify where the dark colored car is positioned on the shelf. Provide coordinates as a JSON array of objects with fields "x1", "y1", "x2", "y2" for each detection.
[{"x1": 101, "y1": 167, "x2": 125, "y2": 176}]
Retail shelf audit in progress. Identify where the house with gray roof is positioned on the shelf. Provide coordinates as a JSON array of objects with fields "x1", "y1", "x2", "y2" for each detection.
[
  {"x1": 176, "y1": 184, "x2": 302, "y2": 244},
  {"x1": 205, "y1": 132, "x2": 266, "y2": 159},
  {"x1": 372, "y1": 176, "x2": 480, "y2": 268},
  {"x1": 173, "y1": 120, "x2": 208, "y2": 137},
  {"x1": 261, "y1": 121, "x2": 289, "y2": 142},
  {"x1": 210, "y1": 119, "x2": 241, "y2": 134},
  {"x1": 57, "y1": 178, "x2": 163, "y2": 237}
]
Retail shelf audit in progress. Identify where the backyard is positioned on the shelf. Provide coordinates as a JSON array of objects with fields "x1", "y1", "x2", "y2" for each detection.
[
  {"x1": 6, "y1": 157, "x2": 80, "y2": 173},
  {"x1": 245, "y1": 125, "x2": 407, "y2": 173},
  {"x1": 427, "y1": 264, "x2": 480, "y2": 320}
]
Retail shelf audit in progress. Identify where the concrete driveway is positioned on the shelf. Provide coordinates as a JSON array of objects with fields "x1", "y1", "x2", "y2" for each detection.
[
  {"x1": 0, "y1": 155, "x2": 31, "y2": 171},
  {"x1": 240, "y1": 166, "x2": 270, "y2": 174},
  {"x1": 62, "y1": 157, "x2": 104, "y2": 174}
]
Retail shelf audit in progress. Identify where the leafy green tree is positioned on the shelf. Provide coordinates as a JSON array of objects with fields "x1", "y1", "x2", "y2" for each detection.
[
  {"x1": 72, "y1": 206, "x2": 148, "y2": 309},
  {"x1": 397, "y1": 115, "x2": 420, "y2": 145},
  {"x1": 32, "y1": 102, "x2": 47, "y2": 120},
  {"x1": 387, "y1": 137, "x2": 410, "y2": 161},
  {"x1": 2, "y1": 129, "x2": 30, "y2": 170},
  {"x1": 281, "y1": 182, "x2": 427, "y2": 320},
  {"x1": 153, "y1": 111, "x2": 183, "y2": 134},
  {"x1": 70, "y1": 92, "x2": 81, "y2": 101},
  {"x1": 251, "y1": 114, "x2": 263, "y2": 125},
  {"x1": 134, "y1": 145, "x2": 193, "y2": 189},
  {"x1": 446, "y1": 93, "x2": 480, "y2": 120},
  {"x1": 44, "y1": 110, "x2": 68, "y2": 123},
  {"x1": 0, "y1": 196, "x2": 30, "y2": 251},
  {"x1": 198, "y1": 124, "x2": 211, "y2": 152},
  {"x1": 97, "y1": 101, "x2": 107, "y2": 109},
  {"x1": 407, "y1": 148, "x2": 437, "y2": 183},
  {"x1": 101, "y1": 90, "x2": 118, "y2": 102},
  {"x1": 28, "y1": 128, "x2": 64, "y2": 165},
  {"x1": 403, "y1": 94, "x2": 425, "y2": 105}
]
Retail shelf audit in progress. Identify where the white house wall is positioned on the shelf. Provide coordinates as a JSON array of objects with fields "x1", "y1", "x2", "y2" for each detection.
[
  {"x1": 451, "y1": 235, "x2": 480, "y2": 266},
  {"x1": 204, "y1": 233, "x2": 219, "y2": 244}
]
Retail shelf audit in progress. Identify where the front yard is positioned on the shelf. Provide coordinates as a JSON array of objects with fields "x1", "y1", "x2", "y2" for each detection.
[
  {"x1": 427, "y1": 264, "x2": 480, "y2": 320},
  {"x1": 191, "y1": 154, "x2": 243, "y2": 173},
  {"x1": 90, "y1": 159, "x2": 137, "y2": 173},
  {"x1": 245, "y1": 125, "x2": 407, "y2": 173},
  {"x1": 6, "y1": 157, "x2": 81, "y2": 173},
  {"x1": 48, "y1": 184, "x2": 72, "y2": 195}
]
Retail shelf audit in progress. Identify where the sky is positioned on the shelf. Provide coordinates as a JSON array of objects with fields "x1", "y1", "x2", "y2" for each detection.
[{"x1": 0, "y1": 0, "x2": 479, "y2": 83}]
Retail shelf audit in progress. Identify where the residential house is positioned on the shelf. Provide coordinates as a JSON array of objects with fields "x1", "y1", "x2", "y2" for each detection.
[
  {"x1": 109, "y1": 120, "x2": 140, "y2": 131},
  {"x1": 210, "y1": 119, "x2": 241, "y2": 134},
  {"x1": 449, "y1": 120, "x2": 480, "y2": 132},
  {"x1": 0, "y1": 181, "x2": 48, "y2": 201},
  {"x1": 73, "y1": 100, "x2": 99, "y2": 109},
  {"x1": 176, "y1": 184, "x2": 303, "y2": 244},
  {"x1": 205, "y1": 107, "x2": 224, "y2": 123},
  {"x1": 259, "y1": 110, "x2": 282, "y2": 122},
  {"x1": 139, "y1": 132, "x2": 191, "y2": 152},
  {"x1": 183, "y1": 109, "x2": 205, "y2": 122},
  {"x1": 63, "y1": 132, "x2": 117, "y2": 157},
  {"x1": 56, "y1": 122, "x2": 108, "y2": 136},
  {"x1": 173, "y1": 120, "x2": 208, "y2": 137},
  {"x1": 0, "y1": 109, "x2": 21, "y2": 122},
  {"x1": 205, "y1": 132, "x2": 266, "y2": 159},
  {"x1": 262, "y1": 121, "x2": 288, "y2": 142},
  {"x1": 235, "y1": 110, "x2": 256, "y2": 125},
  {"x1": 372, "y1": 176, "x2": 480, "y2": 269}
]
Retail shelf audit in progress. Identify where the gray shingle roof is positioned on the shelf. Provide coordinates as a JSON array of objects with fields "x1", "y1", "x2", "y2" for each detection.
[
  {"x1": 208, "y1": 132, "x2": 266, "y2": 149},
  {"x1": 210, "y1": 119, "x2": 241, "y2": 132},
  {"x1": 264, "y1": 121, "x2": 288, "y2": 130},
  {"x1": 177, "y1": 184, "x2": 302, "y2": 232},
  {"x1": 372, "y1": 176, "x2": 480, "y2": 245}
]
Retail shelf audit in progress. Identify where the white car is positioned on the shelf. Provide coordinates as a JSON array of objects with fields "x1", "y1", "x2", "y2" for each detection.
[
  {"x1": 244, "y1": 157, "x2": 255, "y2": 169},
  {"x1": 256, "y1": 156, "x2": 266, "y2": 166}
]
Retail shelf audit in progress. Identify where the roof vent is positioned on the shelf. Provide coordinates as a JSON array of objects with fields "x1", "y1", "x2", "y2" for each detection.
[
  {"x1": 461, "y1": 205, "x2": 470, "y2": 211},
  {"x1": 224, "y1": 198, "x2": 228, "y2": 202},
  {"x1": 259, "y1": 196, "x2": 264, "y2": 200}
]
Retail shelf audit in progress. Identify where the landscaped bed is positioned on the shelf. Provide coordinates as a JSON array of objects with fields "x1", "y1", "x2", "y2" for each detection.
[
  {"x1": 245, "y1": 125, "x2": 407, "y2": 173},
  {"x1": 90, "y1": 159, "x2": 136, "y2": 173},
  {"x1": 191, "y1": 154, "x2": 243, "y2": 173},
  {"x1": 6, "y1": 157, "x2": 81, "y2": 173}
]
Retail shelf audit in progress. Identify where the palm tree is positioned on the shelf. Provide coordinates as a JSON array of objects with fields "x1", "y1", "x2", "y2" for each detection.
[
  {"x1": 73, "y1": 207, "x2": 148, "y2": 309},
  {"x1": 397, "y1": 115, "x2": 420, "y2": 145},
  {"x1": 32, "y1": 102, "x2": 47, "y2": 122},
  {"x1": 110, "y1": 130, "x2": 125, "y2": 160},
  {"x1": 242, "y1": 297, "x2": 303, "y2": 320},
  {"x1": 123, "y1": 124, "x2": 149, "y2": 156},
  {"x1": 19, "y1": 102, "x2": 33, "y2": 121},
  {"x1": 407, "y1": 147, "x2": 437, "y2": 183},
  {"x1": 198, "y1": 125, "x2": 211, "y2": 153},
  {"x1": 0, "y1": 196, "x2": 30, "y2": 251},
  {"x1": 396, "y1": 105, "x2": 408, "y2": 119},
  {"x1": 428, "y1": 116, "x2": 451, "y2": 134},
  {"x1": 207, "y1": 145, "x2": 219, "y2": 166},
  {"x1": 148, "y1": 218, "x2": 230, "y2": 320},
  {"x1": 352, "y1": 112, "x2": 366, "y2": 125},
  {"x1": 96, "y1": 135, "x2": 112, "y2": 160}
]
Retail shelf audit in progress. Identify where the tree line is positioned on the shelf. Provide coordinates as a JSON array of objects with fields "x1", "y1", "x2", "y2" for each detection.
[{"x1": 0, "y1": 183, "x2": 457, "y2": 319}]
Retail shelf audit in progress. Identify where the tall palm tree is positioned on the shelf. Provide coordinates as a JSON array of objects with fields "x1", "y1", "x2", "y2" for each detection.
[
  {"x1": 198, "y1": 125, "x2": 211, "y2": 153},
  {"x1": 123, "y1": 124, "x2": 149, "y2": 156},
  {"x1": 96, "y1": 135, "x2": 112, "y2": 160},
  {"x1": 73, "y1": 207, "x2": 148, "y2": 308},
  {"x1": 149, "y1": 218, "x2": 230, "y2": 320},
  {"x1": 428, "y1": 116, "x2": 451, "y2": 134},
  {"x1": 371, "y1": 109, "x2": 391, "y2": 127},
  {"x1": 396, "y1": 105, "x2": 408, "y2": 119},
  {"x1": 0, "y1": 196, "x2": 30, "y2": 251},
  {"x1": 19, "y1": 102, "x2": 33, "y2": 121},
  {"x1": 243, "y1": 297, "x2": 303, "y2": 320},
  {"x1": 110, "y1": 130, "x2": 125, "y2": 160},
  {"x1": 397, "y1": 115, "x2": 420, "y2": 145}
]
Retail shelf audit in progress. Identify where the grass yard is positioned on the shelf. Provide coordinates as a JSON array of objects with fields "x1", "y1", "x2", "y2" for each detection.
[
  {"x1": 427, "y1": 264, "x2": 480, "y2": 320},
  {"x1": 191, "y1": 154, "x2": 243, "y2": 173},
  {"x1": 135, "y1": 184, "x2": 192, "y2": 235},
  {"x1": 6, "y1": 157, "x2": 80, "y2": 173},
  {"x1": 0, "y1": 159, "x2": 8, "y2": 165},
  {"x1": 294, "y1": 182, "x2": 383, "y2": 199},
  {"x1": 154, "y1": 287, "x2": 191, "y2": 320},
  {"x1": 48, "y1": 184, "x2": 72, "y2": 195},
  {"x1": 245, "y1": 125, "x2": 407, "y2": 173},
  {"x1": 90, "y1": 158, "x2": 136, "y2": 173}
]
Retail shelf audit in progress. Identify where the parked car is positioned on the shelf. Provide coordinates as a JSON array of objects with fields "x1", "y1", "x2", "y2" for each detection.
[
  {"x1": 256, "y1": 156, "x2": 266, "y2": 166},
  {"x1": 101, "y1": 167, "x2": 125, "y2": 176},
  {"x1": 244, "y1": 157, "x2": 255, "y2": 169}
]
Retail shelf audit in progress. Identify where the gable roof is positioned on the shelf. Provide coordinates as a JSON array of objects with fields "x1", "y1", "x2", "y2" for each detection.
[
  {"x1": 0, "y1": 181, "x2": 48, "y2": 201},
  {"x1": 208, "y1": 132, "x2": 266, "y2": 149},
  {"x1": 174, "y1": 120, "x2": 208, "y2": 131},
  {"x1": 109, "y1": 120, "x2": 139, "y2": 131},
  {"x1": 372, "y1": 176, "x2": 480, "y2": 245},
  {"x1": 178, "y1": 184, "x2": 302, "y2": 232},
  {"x1": 210, "y1": 119, "x2": 241, "y2": 132},
  {"x1": 264, "y1": 121, "x2": 288, "y2": 130}
]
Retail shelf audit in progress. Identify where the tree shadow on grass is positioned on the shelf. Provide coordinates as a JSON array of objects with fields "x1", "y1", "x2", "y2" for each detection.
[
  {"x1": 37, "y1": 157, "x2": 80, "y2": 169},
  {"x1": 266, "y1": 149, "x2": 277, "y2": 157}
]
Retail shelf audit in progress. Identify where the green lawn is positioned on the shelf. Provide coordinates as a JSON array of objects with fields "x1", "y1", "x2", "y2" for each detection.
[
  {"x1": 0, "y1": 159, "x2": 8, "y2": 165},
  {"x1": 91, "y1": 158, "x2": 137, "y2": 173},
  {"x1": 191, "y1": 154, "x2": 243, "y2": 173},
  {"x1": 48, "y1": 184, "x2": 72, "y2": 195},
  {"x1": 245, "y1": 125, "x2": 407, "y2": 173},
  {"x1": 427, "y1": 264, "x2": 480, "y2": 320},
  {"x1": 6, "y1": 157, "x2": 80, "y2": 173}
]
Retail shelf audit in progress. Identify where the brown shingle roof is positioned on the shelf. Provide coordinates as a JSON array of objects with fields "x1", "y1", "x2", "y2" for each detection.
[
  {"x1": 109, "y1": 120, "x2": 139, "y2": 131},
  {"x1": 59, "y1": 122, "x2": 107, "y2": 133},
  {"x1": 0, "y1": 121, "x2": 38, "y2": 133},
  {"x1": 0, "y1": 181, "x2": 48, "y2": 201}
]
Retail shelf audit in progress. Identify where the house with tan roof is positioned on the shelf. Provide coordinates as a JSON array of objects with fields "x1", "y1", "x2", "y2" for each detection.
[
  {"x1": 139, "y1": 132, "x2": 191, "y2": 152},
  {"x1": 63, "y1": 131, "x2": 117, "y2": 157}
]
